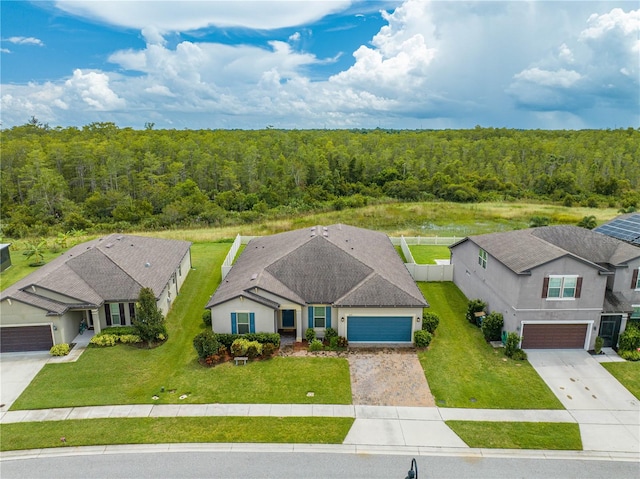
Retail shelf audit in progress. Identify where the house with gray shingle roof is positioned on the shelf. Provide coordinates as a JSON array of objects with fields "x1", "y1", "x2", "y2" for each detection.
[
  {"x1": 0, "y1": 234, "x2": 191, "y2": 352},
  {"x1": 207, "y1": 225, "x2": 428, "y2": 343},
  {"x1": 450, "y1": 226, "x2": 640, "y2": 350}
]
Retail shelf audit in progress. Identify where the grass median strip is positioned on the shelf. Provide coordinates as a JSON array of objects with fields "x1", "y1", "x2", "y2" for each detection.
[
  {"x1": 418, "y1": 282, "x2": 563, "y2": 410},
  {"x1": 446, "y1": 421, "x2": 582, "y2": 450},
  {"x1": 0, "y1": 417, "x2": 355, "y2": 452}
]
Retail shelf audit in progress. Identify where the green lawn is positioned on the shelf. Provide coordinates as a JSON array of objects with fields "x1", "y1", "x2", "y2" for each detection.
[
  {"x1": 601, "y1": 361, "x2": 640, "y2": 399},
  {"x1": 409, "y1": 245, "x2": 450, "y2": 264},
  {"x1": 418, "y1": 282, "x2": 563, "y2": 409},
  {"x1": 0, "y1": 249, "x2": 68, "y2": 290},
  {"x1": 447, "y1": 421, "x2": 582, "y2": 450},
  {"x1": 12, "y1": 242, "x2": 352, "y2": 409},
  {"x1": 0, "y1": 417, "x2": 354, "y2": 451}
]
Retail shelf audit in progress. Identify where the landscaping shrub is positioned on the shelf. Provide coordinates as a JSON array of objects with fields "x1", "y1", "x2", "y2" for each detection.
[
  {"x1": 99, "y1": 326, "x2": 136, "y2": 337},
  {"x1": 231, "y1": 338, "x2": 250, "y2": 357},
  {"x1": 246, "y1": 341, "x2": 263, "y2": 359},
  {"x1": 414, "y1": 329, "x2": 433, "y2": 348},
  {"x1": 422, "y1": 312, "x2": 440, "y2": 334},
  {"x1": 119, "y1": 334, "x2": 142, "y2": 344},
  {"x1": 594, "y1": 336, "x2": 604, "y2": 354},
  {"x1": 244, "y1": 332, "x2": 281, "y2": 347},
  {"x1": 193, "y1": 330, "x2": 221, "y2": 360},
  {"x1": 262, "y1": 342, "x2": 277, "y2": 358},
  {"x1": 504, "y1": 332, "x2": 521, "y2": 357},
  {"x1": 337, "y1": 336, "x2": 348, "y2": 348},
  {"x1": 511, "y1": 349, "x2": 528, "y2": 361},
  {"x1": 202, "y1": 309, "x2": 212, "y2": 327},
  {"x1": 329, "y1": 337, "x2": 339, "y2": 349},
  {"x1": 90, "y1": 334, "x2": 117, "y2": 347},
  {"x1": 305, "y1": 328, "x2": 316, "y2": 342},
  {"x1": 466, "y1": 299, "x2": 487, "y2": 326},
  {"x1": 324, "y1": 327, "x2": 338, "y2": 341},
  {"x1": 49, "y1": 343, "x2": 70, "y2": 356},
  {"x1": 308, "y1": 339, "x2": 324, "y2": 352},
  {"x1": 618, "y1": 326, "x2": 640, "y2": 352},
  {"x1": 215, "y1": 333, "x2": 237, "y2": 349},
  {"x1": 619, "y1": 350, "x2": 640, "y2": 361},
  {"x1": 481, "y1": 312, "x2": 504, "y2": 342}
]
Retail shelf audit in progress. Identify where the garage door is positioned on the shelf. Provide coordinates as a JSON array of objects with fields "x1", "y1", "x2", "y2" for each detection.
[
  {"x1": 347, "y1": 316, "x2": 412, "y2": 342},
  {"x1": 0, "y1": 326, "x2": 53, "y2": 353},
  {"x1": 521, "y1": 323, "x2": 588, "y2": 349}
]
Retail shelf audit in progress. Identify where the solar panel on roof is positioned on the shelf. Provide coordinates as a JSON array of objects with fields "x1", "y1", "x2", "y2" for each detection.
[{"x1": 595, "y1": 214, "x2": 640, "y2": 245}]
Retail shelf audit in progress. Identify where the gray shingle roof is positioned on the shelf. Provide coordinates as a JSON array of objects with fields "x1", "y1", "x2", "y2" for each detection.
[
  {"x1": 207, "y1": 224, "x2": 427, "y2": 309},
  {"x1": 1, "y1": 234, "x2": 191, "y2": 314},
  {"x1": 455, "y1": 225, "x2": 640, "y2": 274}
]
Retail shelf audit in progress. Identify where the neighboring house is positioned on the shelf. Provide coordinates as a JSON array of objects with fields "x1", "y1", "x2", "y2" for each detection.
[
  {"x1": 594, "y1": 213, "x2": 640, "y2": 246},
  {"x1": 0, "y1": 234, "x2": 192, "y2": 353},
  {"x1": 450, "y1": 226, "x2": 640, "y2": 350},
  {"x1": 0, "y1": 243, "x2": 11, "y2": 272},
  {"x1": 207, "y1": 224, "x2": 428, "y2": 343}
]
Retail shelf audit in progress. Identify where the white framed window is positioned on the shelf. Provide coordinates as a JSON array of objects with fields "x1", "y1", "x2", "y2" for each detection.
[
  {"x1": 545, "y1": 275, "x2": 580, "y2": 299},
  {"x1": 633, "y1": 269, "x2": 640, "y2": 290},
  {"x1": 631, "y1": 305, "x2": 640, "y2": 320},
  {"x1": 110, "y1": 303, "x2": 122, "y2": 325},
  {"x1": 313, "y1": 307, "x2": 326, "y2": 328},
  {"x1": 478, "y1": 249, "x2": 487, "y2": 269},
  {"x1": 236, "y1": 312, "x2": 250, "y2": 334}
]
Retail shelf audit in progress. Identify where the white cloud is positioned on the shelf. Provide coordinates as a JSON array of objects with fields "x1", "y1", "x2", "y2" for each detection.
[
  {"x1": 54, "y1": 0, "x2": 352, "y2": 32},
  {"x1": 514, "y1": 68, "x2": 582, "y2": 88},
  {"x1": 64, "y1": 69, "x2": 126, "y2": 110},
  {"x1": 6, "y1": 36, "x2": 44, "y2": 46},
  {"x1": 1, "y1": 48, "x2": 10, "y2": 54},
  {"x1": 558, "y1": 43, "x2": 574, "y2": 63}
]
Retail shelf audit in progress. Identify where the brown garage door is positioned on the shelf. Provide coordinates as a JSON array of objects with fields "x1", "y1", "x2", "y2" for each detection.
[
  {"x1": 0, "y1": 326, "x2": 53, "y2": 352},
  {"x1": 521, "y1": 323, "x2": 588, "y2": 349}
]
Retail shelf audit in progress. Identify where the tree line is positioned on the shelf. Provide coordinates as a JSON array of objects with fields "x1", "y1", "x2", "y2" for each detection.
[{"x1": 1, "y1": 121, "x2": 638, "y2": 238}]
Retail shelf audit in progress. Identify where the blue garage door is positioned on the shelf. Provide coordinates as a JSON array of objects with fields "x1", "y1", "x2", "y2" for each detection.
[{"x1": 347, "y1": 316, "x2": 412, "y2": 342}]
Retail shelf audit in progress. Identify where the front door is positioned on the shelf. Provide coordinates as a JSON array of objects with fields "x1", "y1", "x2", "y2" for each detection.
[
  {"x1": 599, "y1": 315, "x2": 622, "y2": 348},
  {"x1": 282, "y1": 310, "x2": 295, "y2": 329}
]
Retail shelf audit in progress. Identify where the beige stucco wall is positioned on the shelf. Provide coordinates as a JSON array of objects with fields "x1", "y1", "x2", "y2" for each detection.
[{"x1": 211, "y1": 297, "x2": 277, "y2": 334}]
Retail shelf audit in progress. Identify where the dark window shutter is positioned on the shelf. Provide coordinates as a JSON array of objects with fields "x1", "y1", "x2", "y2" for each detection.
[
  {"x1": 129, "y1": 303, "x2": 136, "y2": 320},
  {"x1": 231, "y1": 312, "x2": 237, "y2": 334},
  {"x1": 575, "y1": 277, "x2": 582, "y2": 298},
  {"x1": 326, "y1": 307, "x2": 332, "y2": 329},
  {"x1": 105, "y1": 304, "x2": 112, "y2": 326},
  {"x1": 250, "y1": 312, "x2": 255, "y2": 333},
  {"x1": 119, "y1": 303, "x2": 125, "y2": 324},
  {"x1": 632, "y1": 269, "x2": 639, "y2": 289},
  {"x1": 308, "y1": 306, "x2": 314, "y2": 329},
  {"x1": 542, "y1": 277, "x2": 549, "y2": 298}
]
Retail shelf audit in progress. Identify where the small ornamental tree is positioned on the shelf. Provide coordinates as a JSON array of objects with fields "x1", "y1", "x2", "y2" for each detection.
[{"x1": 133, "y1": 287, "x2": 167, "y2": 347}]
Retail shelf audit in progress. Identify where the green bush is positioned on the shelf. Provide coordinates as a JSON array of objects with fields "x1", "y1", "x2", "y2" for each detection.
[
  {"x1": 99, "y1": 326, "x2": 136, "y2": 337},
  {"x1": 504, "y1": 332, "x2": 521, "y2": 357},
  {"x1": 90, "y1": 334, "x2": 117, "y2": 347},
  {"x1": 244, "y1": 332, "x2": 281, "y2": 347},
  {"x1": 466, "y1": 299, "x2": 486, "y2": 326},
  {"x1": 329, "y1": 337, "x2": 339, "y2": 349},
  {"x1": 511, "y1": 349, "x2": 528, "y2": 361},
  {"x1": 481, "y1": 312, "x2": 504, "y2": 342},
  {"x1": 594, "y1": 336, "x2": 604, "y2": 354},
  {"x1": 215, "y1": 333, "x2": 237, "y2": 349},
  {"x1": 49, "y1": 343, "x2": 70, "y2": 356},
  {"x1": 422, "y1": 312, "x2": 440, "y2": 334},
  {"x1": 305, "y1": 328, "x2": 316, "y2": 342},
  {"x1": 231, "y1": 338, "x2": 250, "y2": 357},
  {"x1": 119, "y1": 334, "x2": 142, "y2": 344},
  {"x1": 308, "y1": 339, "x2": 324, "y2": 352},
  {"x1": 202, "y1": 309, "x2": 212, "y2": 327},
  {"x1": 324, "y1": 327, "x2": 338, "y2": 341},
  {"x1": 619, "y1": 350, "x2": 640, "y2": 361},
  {"x1": 262, "y1": 343, "x2": 277, "y2": 358},
  {"x1": 193, "y1": 330, "x2": 221, "y2": 359},
  {"x1": 618, "y1": 326, "x2": 640, "y2": 352},
  {"x1": 246, "y1": 341, "x2": 263, "y2": 359},
  {"x1": 414, "y1": 329, "x2": 433, "y2": 348},
  {"x1": 337, "y1": 336, "x2": 348, "y2": 348}
]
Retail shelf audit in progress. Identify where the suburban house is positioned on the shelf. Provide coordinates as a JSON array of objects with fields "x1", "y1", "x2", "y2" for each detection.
[
  {"x1": 0, "y1": 234, "x2": 192, "y2": 353},
  {"x1": 594, "y1": 213, "x2": 640, "y2": 246},
  {"x1": 450, "y1": 226, "x2": 640, "y2": 350},
  {"x1": 207, "y1": 224, "x2": 428, "y2": 343}
]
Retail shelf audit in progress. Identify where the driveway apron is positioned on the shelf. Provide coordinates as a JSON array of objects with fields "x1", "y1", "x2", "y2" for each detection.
[
  {"x1": 527, "y1": 349, "x2": 639, "y2": 453},
  {"x1": 0, "y1": 352, "x2": 50, "y2": 412}
]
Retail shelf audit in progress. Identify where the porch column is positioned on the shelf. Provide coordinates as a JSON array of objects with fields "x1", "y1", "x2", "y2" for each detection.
[
  {"x1": 91, "y1": 309, "x2": 101, "y2": 334},
  {"x1": 295, "y1": 306, "x2": 302, "y2": 342}
]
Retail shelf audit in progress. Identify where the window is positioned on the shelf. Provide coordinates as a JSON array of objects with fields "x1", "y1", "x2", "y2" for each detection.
[
  {"x1": 631, "y1": 306, "x2": 640, "y2": 320},
  {"x1": 110, "y1": 303, "x2": 122, "y2": 325},
  {"x1": 314, "y1": 307, "x2": 326, "y2": 328},
  {"x1": 478, "y1": 249, "x2": 487, "y2": 269},
  {"x1": 236, "y1": 312, "x2": 250, "y2": 334},
  {"x1": 544, "y1": 275, "x2": 581, "y2": 299},
  {"x1": 632, "y1": 268, "x2": 639, "y2": 290},
  {"x1": 129, "y1": 303, "x2": 136, "y2": 320}
]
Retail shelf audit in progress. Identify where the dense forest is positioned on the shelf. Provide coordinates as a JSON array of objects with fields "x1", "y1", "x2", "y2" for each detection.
[{"x1": 1, "y1": 121, "x2": 638, "y2": 239}]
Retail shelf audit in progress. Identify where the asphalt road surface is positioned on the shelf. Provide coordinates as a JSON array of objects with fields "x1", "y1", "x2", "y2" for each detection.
[{"x1": 1, "y1": 451, "x2": 638, "y2": 479}]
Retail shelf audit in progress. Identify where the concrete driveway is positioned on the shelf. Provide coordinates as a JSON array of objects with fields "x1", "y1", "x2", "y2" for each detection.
[
  {"x1": 527, "y1": 349, "x2": 639, "y2": 453},
  {"x1": 0, "y1": 352, "x2": 49, "y2": 412}
]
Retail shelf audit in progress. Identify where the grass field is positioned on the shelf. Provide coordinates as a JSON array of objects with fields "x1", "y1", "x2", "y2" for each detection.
[
  {"x1": 601, "y1": 362, "x2": 640, "y2": 399},
  {"x1": 447, "y1": 421, "x2": 582, "y2": 450},
  {"x1": 418, "y1": 282, "x2": 563, "y2": 409},
  {"x1": 409, "y1": 245, "x2": 451, "y2": 264},
  {"x1": 11, "y1": 242, "x2": 352, "y2": 409},
  {"x1": 0, "y1": 417, "x2": 355, "y2": 451}
]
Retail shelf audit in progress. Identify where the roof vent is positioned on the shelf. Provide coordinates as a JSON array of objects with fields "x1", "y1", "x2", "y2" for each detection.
[
  {"x1": 250, "y1": 273, "x2": 258, "y2": 281},
  {"x1": 311, "y1": 227, "x2": 316, "y2": 231},
  {"x1": 323, "y1": 232, "x2": 328, "y2": 237},
  {"x1": 323, "y1": 226, "x2": 328, "y2": 231},
  {"x1": 116, "y1": 235, "x2": 123, "y2": 240},
  {"x1": 145, "y1": 262, "x2": 151, "y2": 267},
  {"x1": 105, "y1": 243, "x2": 114, "y2": 248}
]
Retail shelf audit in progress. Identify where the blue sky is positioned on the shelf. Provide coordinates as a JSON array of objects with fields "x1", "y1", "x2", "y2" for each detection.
[{"x1": 1, "y1": 1, "x2": 638, "y2": 130}]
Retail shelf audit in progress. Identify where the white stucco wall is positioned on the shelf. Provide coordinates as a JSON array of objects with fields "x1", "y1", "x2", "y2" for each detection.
[{"x1": 210, "y1": 297, "x2": 277, "y2": 334}]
